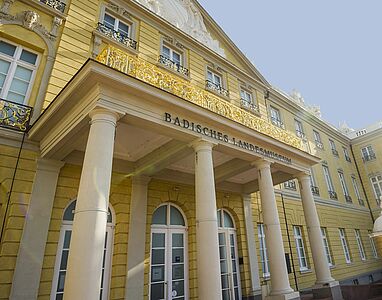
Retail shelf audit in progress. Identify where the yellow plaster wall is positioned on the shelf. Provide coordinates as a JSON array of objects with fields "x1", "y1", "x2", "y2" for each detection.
[{"x1": 0, "y1": 144, "x2": 37, "y2": 299}]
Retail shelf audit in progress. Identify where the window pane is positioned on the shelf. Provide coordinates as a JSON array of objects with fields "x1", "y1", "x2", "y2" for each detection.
[
  {"x1": 63, "y1": 231, "x2": 72, "y2": 248},
  {"x1": 0, "y1": 41, "x2": 16, "y2": 57},
  {"x1": 162, "y1": 46, "x2": 170, "y2": 58},
  {"x1": 172, "y1": 233, "x2": 183, "y2": 247},
  {"x1": 9, "y1": 78, "x2": 29, "y2": 95},
  {"x1": 223, "y1": 211, "x2": 234, "y2": 228},
  {"x1": 150, "y1": 283, "x2": 164, "y2": 300},
  {"x1": 172, "y1": 52, "x2": 181, "y2": 64},
  {"x1": 172, "y1": 280, "x2": 184, "y2": 297},
  {"x1": 104, "y1": 14, "x2": 115, "y2": 29},
  {"x1": 0, "y1": 59, "x2": 10, "y2": 75},
  {"x1": 63, "y1": 201, "x2": 76, "y2": 221},
  {"x1": 152, "y1": 249, "x2": 165, "y2": 264},
  {"x1": 170, "y1": 206, "x2": 185, "y2": 226},
  {"x1": 118, "y1": 22, "x2": 129, "y2": 36},
  {"x1": 172, "y1": 264, "x2": 184, "y2": 280},
  {"x1": 207, "y1": 70, "x2": 213, "y2": 82},
  {"x1": 20, "y1": 50, "x2": 37, "y2": 65},
  {"x1": 7, "y1": 91, "x2": 25, "y2": 103},
  {"x1": 152, "y1": 233, "x2": 165, "y2": 248},
  {"x1": 152, "y1": 206, "x2": 167, "y2": 225},
  {"x1": 13, "y1": 65, "x2": 32, "y2": 81},
  {"x1": 151, "y1": 266, "x2": 165, "y2": 282},
  {"x1": 172, "y1": 248, "x2": 184, "y2": 263}
]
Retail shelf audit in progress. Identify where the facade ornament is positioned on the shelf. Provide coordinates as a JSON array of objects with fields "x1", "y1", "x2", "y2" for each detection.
[
  {"x1": 50, "y1": 16, "x2": 63, "y2": 37},
  {"x1": 92, "y1": 35, "x2": 103, "y2": 58},
  {"x1": 23, "y1": 10, "x2": 40, "y2": 30},
  {"x1": 107, "y1": 2, "x2": 119, "y2": 12},
  {"x1": 134, "y1": 0, "x2": 226, "y2": 57},
  {"x1": 0, "y1": 0, "x2": 14, "y2": 15},
  {"x1": 289, "y1": 89, "x2": 322, "y2": 118}
]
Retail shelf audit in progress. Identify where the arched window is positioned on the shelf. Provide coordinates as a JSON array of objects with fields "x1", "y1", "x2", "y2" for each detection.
[
  {"x1": 51, "y1": 200, "x2": 114, "y2": 300},
  {"x1": 150, "y1": 203, "x2": 188, "y2": 300},
  {"x1": 217, "y1": 209, "x2": 241, "y2": 300}
]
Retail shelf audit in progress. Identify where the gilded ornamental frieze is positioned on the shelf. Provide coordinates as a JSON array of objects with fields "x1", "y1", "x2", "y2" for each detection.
[{"x1": 96, "y1": 46, "x2": 303, "y2": 150}]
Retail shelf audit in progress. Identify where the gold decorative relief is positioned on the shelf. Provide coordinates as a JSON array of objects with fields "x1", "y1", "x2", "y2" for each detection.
[{"x1": 96, "y1": 46, "x2": 303, "y2": 150}]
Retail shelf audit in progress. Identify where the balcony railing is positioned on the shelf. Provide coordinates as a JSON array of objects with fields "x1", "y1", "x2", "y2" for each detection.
[
  {"x1": 96, "y1": 23, "x2": 137, "y2": 50},
  {"x1": 271, "y1": 117, "x2": 285, "y2": 129},
  {"x1": 284, "y1": 180, "x2": 297, "y2": 190},
  {"x1": 358, "y1": 199, "x2": 365, "y2": 206},
  {"x1": 328, "y1": 190, "x2": 338, "y2": 200},
  {"x1": 296, "y1": 130, "x2": 305, "y2": 139},
  {"x1": 205, "y1": 80, "x2": 229, "y2": 97},
  {"x1": 363, "y1": 153, "x2": 376, "y2": 162},
  {"x1": 158, "y1": 55, "x2": 189, "y2": 77},
  {"x1": 311, "y1": 186, "x2": 320, "y2": 196},
  {"x1": 39, "y1": 0, "x2": 66, "y2": 13},
  {"x1": 345, "y1": 156, "x2": 351, "y2": 162},
  {"x1": 0, "y1": 99, "x2": 32, "y2": 132},
  {"x1": 315, "y1": 140, "x2": 324, "y2": 149},
  {"x1": 240, "y1": 99, "x2": 259, "y2": 113},
  {"x1": 345, "y1": 195, "x2": 352, "y2": 203},
  {"x1": 331, "y1": 149, "x2": 339, "y2": 157}
]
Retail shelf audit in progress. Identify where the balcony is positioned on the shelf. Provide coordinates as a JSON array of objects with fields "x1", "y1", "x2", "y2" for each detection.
[
  {"x1": 296, "y1": 130, "x2": 306, "y2": 139},
  {"x1": 345, "y1": 156, "x2": 351, "y2": 162},
  {"x1": 271, "y1": 117, "x2": 285, "y2": 129},
  {"x1": 240, "y1": 99, "x2": 259, "y2": 114},
  {"x1": 284, "y1": 180, "x2": 297, "y2": 190},
  {"x1": 158, "y1": 55, "x2": 189, "y2": 77},
  {"x1": 345, "y1": 195, "x2": 352, "y2": 203},
  {"x1": 205, "y1": 80, "x2": 229, "y2": 97},
  {"x1": 96, "y1": 23, "x2": 137, "y2": 50},
  {"x1": 39, "y1": 0, "x2": 66, "y2": 13},
  {"x1": 315, "y1": 140, "x2": 324, "y2": 149},
  {"x1": 311, "y1": 186, "x2": 320, "y2": 196},
  {"x1": 358, "y1": 199, "x2": 365, "y2": 206},
  {"x1": 0, "y1": 99, "x2": 32, "y2": 132},
  {"x1": 328, "y1": 191, "x2": 338, "y2": 200},
  {"x1": 363, "y1": 153, "x2": 376, "y2": 162},
  {"x1": 331, "y1": 149, "x2": 339, "y2": 157}
]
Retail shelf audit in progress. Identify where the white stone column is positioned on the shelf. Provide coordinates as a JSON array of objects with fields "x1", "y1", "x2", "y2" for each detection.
[
  {"x1": 243, "y1": 194, "x2": 261, "y2": 297},
  {"x1": 64, "y1": 108, "x2": 118, "y2": 300},
  {"x1": 125, "y1": 175, "x2": 151, "y2": 300},
  {"x1": 254, "y1": 160, "x2": 299, "y2": 300},
  {"x1": 10, "y1": 159, "x2": 64, "y2": 300},
  {"x1": 298, "y1": 174, "x2": 342, "y2": 299},
  {"x1": 192, "y1": 139, "x2": 222, "y2": 300}
]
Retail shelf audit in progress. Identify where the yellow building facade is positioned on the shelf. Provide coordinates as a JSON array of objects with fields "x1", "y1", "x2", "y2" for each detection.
[{"x1": 0, "y1": 1, "x2": 381, "y2": 300}]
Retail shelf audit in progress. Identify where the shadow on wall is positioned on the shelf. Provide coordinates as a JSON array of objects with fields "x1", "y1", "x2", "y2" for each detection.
[{"x1": 341, "y1": 283, "x2": 382, "y2": 300}]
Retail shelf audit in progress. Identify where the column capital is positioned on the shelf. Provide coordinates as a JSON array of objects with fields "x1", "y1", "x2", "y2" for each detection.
[
  {"x1": 190, "y1": 138, "x2": 217, "y2": 152},
  {"x1": 296, "y1": 171, "x2": 311, "y2": 182},
  {"x1": 242, "y1": 194, "x2": 252, "y2": 202},
  {"x1": 131, "y1": 175, "x2": 151, "y2": 186},
  {"x1": 252, "y1": 159, "x2": 272, "y2": 170},
  {"x1": 89, "y1": 107, "x2": 121, "y2": 124},
  {"x1": 36, "y1": 158, "x2": 65, "y2": 173}
]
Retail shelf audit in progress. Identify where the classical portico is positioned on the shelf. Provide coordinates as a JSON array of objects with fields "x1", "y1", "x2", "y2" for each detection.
[{"x1": 26, "y1": 59, "x2": 342, "y2": 300}]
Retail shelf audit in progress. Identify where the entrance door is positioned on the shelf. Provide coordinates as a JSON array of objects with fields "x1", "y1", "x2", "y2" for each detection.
[
  {"x1": 218, "y1": 209, "x2": 241, "y2": 300},
  {"x1": 150, "y1": 204, "x2": 188, "y2": 300}
]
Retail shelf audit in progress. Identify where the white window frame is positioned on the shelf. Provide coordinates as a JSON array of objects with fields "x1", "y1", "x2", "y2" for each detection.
[
  {"x1": 329, "y1": 139, "x2": 337, "y2": 151},
  {"x1": 102, "y1": 12, "x2": 131, "y2": 37},
  {"x1": 313, "y1": 130, "x2": 324, "y2": 149},
  {"x1": 368, "y1": 230, "x2": 378, "y2": 258},
  {"x1": 270, "y1": 106, "x2": 284, "y2": 128},
  {"x1": 294, "y1": 119, "x2": 305, "y2": 138},
  {"x1": 370, "y1": 175, "x2": 382, "y2": 201},
  {"x1": 361, "y1": 145, "x2": 375, "y2": 161},
  {"x1": 323, "y1": 165, "x2": 335, "y2": 192},
  {"x1": 343, "y1": 147, "x2": 351, "y2": 161},
  {"x1": 354, "y1": 229, "x2": 366, "y2": 261},
  {"x1": 321, "y1": 227, "x2": 333, "y2": 267},
  {"x1": 207, "y1": 69, "x2": 223, "y2": 87},
  {"x1": 51, "y1": 202, "x2": 114, "y2": 300},
  {"x1": 161, "y1": 44, "x2": 183, "y2": 66},
  {"x1": 257, "y1": 223, "x2": 270, "y2": 278},
  {"x1": 240, "y1": 88, "x2": 253, "y2": 104},
  {"x1": 0, "y1": 39, "x2": 39, "y2": 105},
  {"x1": 338, "y1": 171, "x2": 350, "y2": 197},
  {"x1": 339, "y1": 228, "x2": 351, "y2": 264},
  {"x1": 351, "y1": 176, "x2": 363, "y2": 204},
  {"x1": 293, "y1": 226, "x2": 309, "y2": 271}
]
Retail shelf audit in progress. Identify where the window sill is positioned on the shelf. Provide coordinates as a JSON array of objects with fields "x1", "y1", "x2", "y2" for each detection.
[
  {"x1": 93, "y1": 31, "x2": 138, "y2": 56},
  {"x1": 19, "y1": 0, "x2": 67, "y2": 19},
  {"x1": 329, "y1": 264, "x2": 336, "y2": 269},
  {"x1": 156, "y1": 62, "x2": 190, "y2": 81},
  {"x1": 299, "y1": 268, "x2": 312, "y2": 274}
]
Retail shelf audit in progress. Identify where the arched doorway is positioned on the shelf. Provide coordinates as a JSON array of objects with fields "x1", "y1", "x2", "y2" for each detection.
[
  {"x1": 217, "y1": 209, "x2": 241, "y2": 300},
  {"x1": 51, "y1": 200, "x2": 114, "y2": 300},
  {"x1": 150, "y1": 203, "x2": 188, "y2": 300}
]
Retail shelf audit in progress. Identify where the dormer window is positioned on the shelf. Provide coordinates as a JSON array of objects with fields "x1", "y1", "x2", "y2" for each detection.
[{"x1": 206, "y1": 69, "x2": 229, "y2": 97}]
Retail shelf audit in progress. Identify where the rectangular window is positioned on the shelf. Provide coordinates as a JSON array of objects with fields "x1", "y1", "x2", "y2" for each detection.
[
  {"x1": 206, "y1": 69, "x2": 229, "y2": 97},
  {"x1": 368, "y1": 230, "x2": 378, "y2": 258},
  {"x1": 0, "y1": 40, "x2": 38, "y2": 104},
  {"x1": 159, "y1": 44, "x2": 189, "y2": 76},
  {"x1": 294, "y1": 119, "x2": 305, "y2": 138},
  {"x1": 240, "y1": 88, "x2": 258, "y2": 112},
  {"x1": 351, "y1": 176, "x2": 364, "y2": 206},
  {"x1": 355, "y1": 229, "x2": 366, "y2": 261},
  {"x1": 321, "y1": 228, "x2": 333, "y2": 266},
  {"x1": 207, "y1": 69, "x2": 222, "y2": 87},
  {"x1": 329, "y1": 139, "x2": 338, "y2": 156},
  {"x1": 370, "y1": 175, "x2": 382, "y2": 202},
  {"x1": 361, "y1": 145, "x2": 376, "y2": 162},
  {"x1": 103, "y1": 13, "x2": 130, "y2": 36},
  {"x1": 257, "y1": 224, "x2": 270, "y2": 277},
  {"x1": 343, "y1": 147, "x2": 351, "y2": 162},
  {"x1": 270, "y1": 106, "x2": 284, "y2": 129},
  {"x1": 323, "y1": 165, "x2": 336, "y2": 199},
  {"x1": 313, "y1": 130, "x2": 323, "y2": 149},
  {"x1": 339, "y1": 228, "x2": 351, "y2": 263},
  {"x1": 338, "y1": 171, "x2": 351, "y2": 202},
  {"x1": 293, "y1": 226, "x2": 309, "y2": 270}
]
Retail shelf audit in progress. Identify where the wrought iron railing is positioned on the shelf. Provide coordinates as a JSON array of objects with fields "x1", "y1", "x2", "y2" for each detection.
[
  {"x1": 363, "y1": 153, "x2": 376, "y2": 162},
  {"x1": 0, "y1": 99, "x2": 32, "y2": 132},
  {"x1": 39, "y1": 0, "x2": 66, "y2": 13},
  {"x1": 296, "y1": 130, "x2": 305, "y2": 139},
  {"x1": 284, "y1": 180, "x2": 297, "y2": 190},
  {"x1": 240, "y1": 98, "x2": 259, "y2": 113},
  {"x1": 205, "y1": 80, "x2": 229, "y2": 97},
  {"x1": 331, "y1": 149, "x2": 339, "y2": 156},
  {"x1": 345, "y1": 156, "x2": 351, "y2": 162},
  {"x1": 271, "y1": 117, "x2": 285, "y2": 129},
  {"x1": 96, "y1": 23, "x2": 138, "y2": 50},
  {"x1": 328, "y1": 190, "x2": 338, "y2": 200},
  {"x1": 311, "y1": 186, "x2": 320, "y2": 196},
  {"x1": 315, "y1": 140, "x2": 324, "y2": 149},
  {"x1": 158, "y1": 55, "x2": 189, "y2": 77},
  {"x1": 358, "y1": 199, "x2": 365, "y2": 206},
  {"x1": 345, "y1": 195, "x2": 352, "y2": 203}
]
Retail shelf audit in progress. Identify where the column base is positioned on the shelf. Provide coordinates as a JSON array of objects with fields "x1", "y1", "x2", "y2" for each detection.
[
  {"x1": 312, "y1": 281, "x2": 343, "y2": 300},
  {"x1": 266, "y1": 291, "x2": 300, "y2": 300}
]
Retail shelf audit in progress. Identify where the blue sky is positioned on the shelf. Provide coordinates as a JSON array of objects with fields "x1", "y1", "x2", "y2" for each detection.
[{"x1": 198, "y1": 0, "x2": 382, "y2": 130}]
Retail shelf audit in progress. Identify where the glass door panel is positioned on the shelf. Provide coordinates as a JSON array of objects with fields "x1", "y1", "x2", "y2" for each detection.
[
  {"x1": 171, "y1": 232, "x2": 185, "y2": 300},
  {"x1": 151, "y1": 232, "x2": 167, "y2": 300}
]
